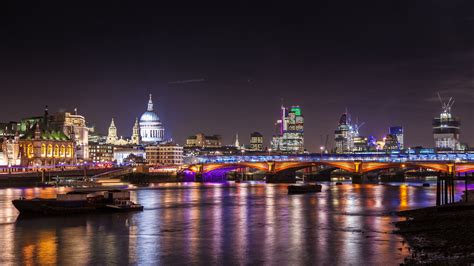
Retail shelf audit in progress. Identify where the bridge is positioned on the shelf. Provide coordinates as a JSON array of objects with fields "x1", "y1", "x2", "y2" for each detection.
[{"x1": 183, "y1": 153, "x2": 474, "y2": 183}]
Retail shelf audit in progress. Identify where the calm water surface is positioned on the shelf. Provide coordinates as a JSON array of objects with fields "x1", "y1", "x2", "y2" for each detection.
[{"x1": 0, "y1": 181, "x2": 468, "y2": 265}]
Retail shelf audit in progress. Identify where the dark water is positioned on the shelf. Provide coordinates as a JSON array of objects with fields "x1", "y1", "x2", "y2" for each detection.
[{"x1": 0, "y1": 181, "x2": 469, "y2": 265}]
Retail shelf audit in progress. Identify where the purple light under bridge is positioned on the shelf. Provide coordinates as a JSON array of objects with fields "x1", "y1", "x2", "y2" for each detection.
[{"x1": 182, "y1": 167, "x2": 240, "y2": 183}]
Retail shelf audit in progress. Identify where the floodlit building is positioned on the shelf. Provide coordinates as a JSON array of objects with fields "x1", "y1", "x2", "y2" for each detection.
[
  {"x1": 130, "y1": 118, "x2": 140, "y2": 145},
  {"x1": 18, "y1": 123, "x2": 75, "y2": 167},
  {"x1": 0, "y1": 135, "x2": 21, "y2": 166},
  {"x1": 334, "y1": 111, "x2": 368, "y2": 153},
  {"x1": 433, "y1": 96, "x2": 461, "y2": 151},
  {"x1": 145, "y1": 143, "x2": 183, "y2": 165},
  {"x1": 50, "y1": 110, "x2": 89, "y2": 160},
  {"x1": 334, "y1": 113, "x2": 353, "y2": 153},
  {"x1": 271, "y1": 105, "x2": 304, "y2": 154},
  {"x1": 88, "y1": 126, "x2": 107, "y2": 144},
  {"x1": 106, "y1": 119, "x2": 119, "y2": 145},
  {"x1": 113, "y1": 146, "x2": 145, "y2": 165},
  {"x1": 353, "y1": 136, "x2": 368, "y2": 152},
  {"x1": 249, "y1": 132, "x2": 264, "y2": 151},
  {"x1": 139, "y1": 94, "x2": 165, "y2": 144},
  {"x1": 185, "y1": 133, "x2": 222, "y2": 148},
  {"x1": 106, "y1": 118, "x2": 140, "y2": 146}
]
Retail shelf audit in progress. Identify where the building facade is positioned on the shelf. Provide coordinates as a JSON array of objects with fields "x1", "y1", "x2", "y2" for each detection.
[
  {"x1": 334, "y1": 111, "x2": 366, "y2": 153},
  {"x1": 384, "y1": 134, "x2": 400, "y2": 151},
  {"x1": 185, "y1": 133, "x2": 222, "y2": 148},
  {"x1": 389, "y1": 126, "x2": 404, "y2": 150},
  {"x1": 249, "y1": 132, "x2": 264, "y2": 151},
  {"x1": 352, "y1": 136, "x2": 368, "y2": 152},
  {"x1": 106, "y1": 119, "x2": 118, "y2": 144},
  {"x1": 113, "y1": 147, "x2": 146, "y2": 165},
  {"x1": 89, "y1": 143, "x2": 114, "y2": 163},
  {"x1": 130, "y1": 118, "x2": 140, "y2": 145},
  {"x1": 139, "y1": 94, "x2": 164, "y2": 144},
  {"x1": 334, "y1": 111, "x2": 360, "y2": 153},
  {"x1": 106, "y1": 118, "x2": 138, "y2": 146},
  {"x1": 50, "y1": 110, "x2": 89, "y2": 161},
  {"x1": 271, "y1": 105, "x2": 304, "y2": 154},
  {"x1": 334, "y1": 113, "x2": 353, "y2": 153},
  {"x1": 18, "y1": 123, "x2": 75, "y2": 167},
  {"x1": 146, "y1": 144, "x2": 183, "y2": 165},
  {"x1": 433, "y1": 97, "x2": 461, "y2": 151},
  {"x1": 0, "y1": 135, "x2": 21, "y2": 166},
  {"x1": 88, "y1": 126, "x2": 107, "y2": 144}
]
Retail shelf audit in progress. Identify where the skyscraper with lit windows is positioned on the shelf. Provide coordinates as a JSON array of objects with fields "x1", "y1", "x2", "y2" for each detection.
[
  {"x1": 433, "y1": 96, "x2": 461, "y2": 151},
  {"x1": 271, "y1": 105, "x2": 304, "y2": 154}
]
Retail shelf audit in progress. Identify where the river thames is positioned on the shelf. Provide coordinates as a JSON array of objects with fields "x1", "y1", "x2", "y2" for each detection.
[{"x1": 0, "y1": 181, "x2": 467, "y2": 265}]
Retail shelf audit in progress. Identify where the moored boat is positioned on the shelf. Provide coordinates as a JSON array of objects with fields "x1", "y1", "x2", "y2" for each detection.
[
  {"x1": 12, "y1": 189, "x2": 143, "y2": 215},
  {"x1": 104, "y1": 199, "x2": 144, "y2": 212}
]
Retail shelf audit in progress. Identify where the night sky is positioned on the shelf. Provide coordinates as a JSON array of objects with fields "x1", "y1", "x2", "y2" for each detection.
[{"x1": 1, "y1": 2, "x2": 473, "y2": 151}]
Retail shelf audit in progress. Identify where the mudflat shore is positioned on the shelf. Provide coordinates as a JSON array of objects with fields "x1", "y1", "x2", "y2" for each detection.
[{"x1": 395, "y1": 203, "x2": 474, "y2": 264}]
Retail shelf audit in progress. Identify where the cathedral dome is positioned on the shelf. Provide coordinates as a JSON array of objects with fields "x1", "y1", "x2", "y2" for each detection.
[
  {"x1": 140, "y1": 111, "x2": 160, "y2": 123},
  {"x1": 139, "y1": 94, "x2": 165, "y2": 143},
  {"x1": 139, "y1": 94, "x2": 161, "y2": 123}
]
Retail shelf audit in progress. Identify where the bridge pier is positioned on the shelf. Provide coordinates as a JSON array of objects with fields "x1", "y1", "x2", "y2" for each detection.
[
  {"x1": 266, "y1": 172, "x2": 296, "y2": 184},
  {"x1": 352, "y1": 174, "x2": 363, "y2": 184},
  {"x1": 195, "y1": 173, "x2": 203, "y2": 183}
]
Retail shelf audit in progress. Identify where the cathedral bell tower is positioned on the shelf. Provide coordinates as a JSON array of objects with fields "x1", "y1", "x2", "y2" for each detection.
[
  {"x1": 106, "y1": 118, "x2": 118, "y2": 145},
  {"x1": 131, "y1": 118, "x2": 140, "y2": 145}
]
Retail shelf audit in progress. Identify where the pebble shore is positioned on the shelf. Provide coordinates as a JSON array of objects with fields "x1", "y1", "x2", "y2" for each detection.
[{"x1": 395, "y1": 203, "x2": 474, "y2": 264}]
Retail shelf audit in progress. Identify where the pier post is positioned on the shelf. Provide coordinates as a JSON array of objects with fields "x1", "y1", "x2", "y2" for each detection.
[
  {"x1": 436, "y1": 175, "x2": 440, "y2": 206},
  {"x1": 465, "y1": 173, "x2": 469, "y2": 203},
  {"x1": 451, "y1": 172, "x2": 455, "y2": 203},
  {"x1": 444, "y1": 174, "x2": 448, "y2": 205}
]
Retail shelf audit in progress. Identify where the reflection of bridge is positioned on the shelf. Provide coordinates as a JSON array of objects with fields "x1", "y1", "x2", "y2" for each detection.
[{"x1": 184, "y1": 153, "x2": 474, "y2": 182}]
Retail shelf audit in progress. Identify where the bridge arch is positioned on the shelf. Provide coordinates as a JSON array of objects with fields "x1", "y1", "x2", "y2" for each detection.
[
  {"x1": 186, "y1": 160, "x2": 469, "y2": 176},
  {"x1": 187, "y1": 162, "x2": 269, "y2": 174}
]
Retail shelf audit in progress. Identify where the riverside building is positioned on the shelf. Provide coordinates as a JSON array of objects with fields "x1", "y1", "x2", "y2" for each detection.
[
  {"x1": 145, "y1": 143, "x2": 183, "y2": 165},
  {"x1": 50, "y1": 110, "x2": 89, "y2": 161}
]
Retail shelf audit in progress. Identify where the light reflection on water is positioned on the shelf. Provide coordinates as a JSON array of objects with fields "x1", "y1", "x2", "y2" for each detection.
[{"x1": 0, "y1": 181, "x2": 468, "y2": 265}]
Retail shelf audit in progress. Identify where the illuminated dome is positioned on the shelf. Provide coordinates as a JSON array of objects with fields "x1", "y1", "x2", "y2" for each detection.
[
  {"x1": 140, "y1": 111, "x2": 160, "y2": 123},
  {"x1": 139, "y1": 94, "x2": 164, "y2": 143}
]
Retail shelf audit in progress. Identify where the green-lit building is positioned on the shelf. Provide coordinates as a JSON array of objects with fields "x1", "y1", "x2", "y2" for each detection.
[
  {"x1": 271, "y1": 105, "x2": 305, "y2": 154},
  {"x1": 18, "y1": 122, "x2": 75, "y2": 167}
]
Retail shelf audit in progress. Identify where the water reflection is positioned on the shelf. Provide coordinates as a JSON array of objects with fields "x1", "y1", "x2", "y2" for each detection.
[{"x1": 0, "y1": 182, "x2": 465, "y2": 265}]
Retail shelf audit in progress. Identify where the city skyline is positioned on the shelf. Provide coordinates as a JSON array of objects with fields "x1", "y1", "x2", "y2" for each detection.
[
  {"x1": 1, "y1": 2, "x2": 474, "y2": 151},
  {"x1": 2, "y1": 3, "x2": 474, "y2": 265},
  {"x1": 1, "y1": 92, "x2": 469, "y2": 152}
]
